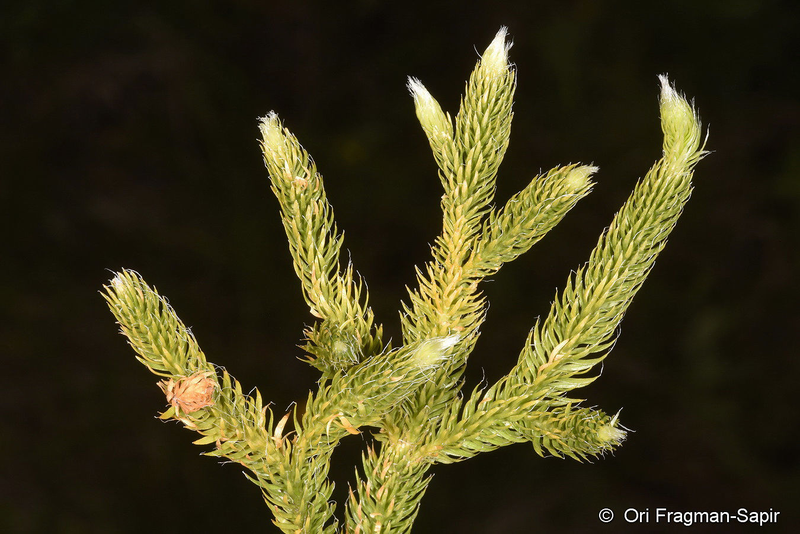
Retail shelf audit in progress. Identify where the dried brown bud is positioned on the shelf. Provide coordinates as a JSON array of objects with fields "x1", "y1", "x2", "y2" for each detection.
[{"x1": 159, "y1": 371, "x2": 216, "y2": 414}]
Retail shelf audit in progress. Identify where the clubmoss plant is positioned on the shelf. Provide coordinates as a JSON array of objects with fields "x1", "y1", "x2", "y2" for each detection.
[{"x1": 103, "y1": 27, "x2": 706, "y2": 533}]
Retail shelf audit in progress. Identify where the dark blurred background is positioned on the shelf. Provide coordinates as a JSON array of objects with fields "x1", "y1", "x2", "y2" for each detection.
[{"x1": 2, "y1": 0, "x2": 798, "y2": 532}]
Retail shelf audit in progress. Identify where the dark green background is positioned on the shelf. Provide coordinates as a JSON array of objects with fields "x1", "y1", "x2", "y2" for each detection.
[{"x1": 2, "y1": 1, "x2": 798, "y2": 532}]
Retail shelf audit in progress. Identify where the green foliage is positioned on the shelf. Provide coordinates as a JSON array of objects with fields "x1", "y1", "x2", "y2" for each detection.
[{"x1": 103, "y1": 27, "x2": 706, "y2": 533}]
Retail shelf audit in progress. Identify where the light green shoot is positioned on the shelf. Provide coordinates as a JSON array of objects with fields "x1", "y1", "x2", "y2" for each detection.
[{"x1": 102, "y1": 27, "x2": 706, "y2": 533}]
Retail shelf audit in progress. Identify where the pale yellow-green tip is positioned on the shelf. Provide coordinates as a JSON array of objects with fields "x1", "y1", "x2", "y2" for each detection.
[
  {"x1": 563, "y1": 165, "x2": 598, "y2": 192},
  {"x1": 658, "y1": 75, "x2": 704, "y2": 162},
  {"x1": 480, "y1": 26, "x2": 512, "y2": 77},
  {"x1": 413, "y1": 335, "x2": 460, "y2": 368},
  {"x1": 597, "y1": 410, "x2": 627, "y2": 445},
  {"x1": 258, "y1": 111, "x2": 287, "y2": 162},
  {"x1": 407, "y1": 77, "x2": 453, "y2": 143}
]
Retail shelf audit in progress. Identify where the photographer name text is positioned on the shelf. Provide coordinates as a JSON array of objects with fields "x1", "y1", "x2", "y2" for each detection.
[{"x1": 598, "y1": 507, "x2": 779, "y2": 527}]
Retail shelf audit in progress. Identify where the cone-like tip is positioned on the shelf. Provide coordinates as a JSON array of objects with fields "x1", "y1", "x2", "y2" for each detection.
[
  {"x1": 657, "y1": 74, "x2": 703, "y2": 158},
  {"x1": 564, "y1": 165, "x2": 598, "y2": 192},
  {"x1": 258, "y1": 111, "x2": 286, "y2": 158},
  {"x1": 407, "y1": 76, "x2": 452, "y2": 142},
  {"x1": 481, "y1": 26, "x2": 512, "y2": 75},
  {"x1": 413, "y1": 335, "x2": 460, "y2": 368},
  {"x1": 407, "y1": 77, "x2": 433, "y2": 106},
  {"x1": 110, "y1": 272, "x2": 125, "y2": 291},
  {"x1": 597, "y1": 410, "x2": 627, "y2": 445},
  {"x1": 658, "y1": 74, "x2": 679, "y2": 103},
  {"x1": 658, "y1": 76, "x2": 695, "y2": 132}
]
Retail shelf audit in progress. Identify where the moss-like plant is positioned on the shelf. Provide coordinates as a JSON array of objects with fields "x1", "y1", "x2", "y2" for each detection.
[{"x1": 103, "y1": 27, "x2": 706, "y2": 533}]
